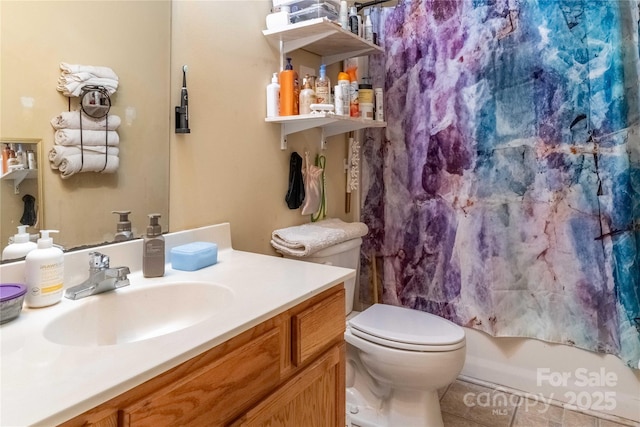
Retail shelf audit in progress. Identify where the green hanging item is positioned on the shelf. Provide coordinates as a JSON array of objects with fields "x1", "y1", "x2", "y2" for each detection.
[{"x1": 311, "y1": 155, "x2": 327, "y2": 222}]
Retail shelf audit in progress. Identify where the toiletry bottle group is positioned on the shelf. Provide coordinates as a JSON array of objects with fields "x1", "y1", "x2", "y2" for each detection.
[
  {"x1": 143, "y1": 213, "x2": 165, "y2": 278},
  {"x1": 266, "y1": 63, "x2": 380, "y2": 120},
  {"x1": 25, "y1": 230, "x2": 64, "y2": 308}
]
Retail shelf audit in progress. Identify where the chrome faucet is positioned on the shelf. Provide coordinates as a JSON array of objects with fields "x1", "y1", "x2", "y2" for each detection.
[{"x1": 64, "y1": 252, "x2": 130, "y2": 300}]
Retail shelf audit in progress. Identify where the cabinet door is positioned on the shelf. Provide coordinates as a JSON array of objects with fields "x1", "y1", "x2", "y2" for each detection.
[
  {"x1": 291, "y1": 288, "x2": 345, "y2": 367},
  {"x1": 121, "y1": 328, "x2": 282, "y2": 427},
  {"x1": 230, "y1": 343, "x2": 345, "y2": 427}
]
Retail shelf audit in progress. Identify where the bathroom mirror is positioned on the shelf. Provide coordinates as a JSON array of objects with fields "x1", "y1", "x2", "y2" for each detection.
[
  {"x1": 1, "y1": 138, "x2": 44, "y2": 250},
  {"x1": 80, "y1": 86, "x2": 111, "y2": 119},
  {"x1": 0, "y1": 1, "x2": 171, "y2": 257}
]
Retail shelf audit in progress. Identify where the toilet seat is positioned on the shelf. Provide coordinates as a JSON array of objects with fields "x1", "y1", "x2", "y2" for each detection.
[{"x1": 348, "y1": 304, "x2": 465, "y2": 352}]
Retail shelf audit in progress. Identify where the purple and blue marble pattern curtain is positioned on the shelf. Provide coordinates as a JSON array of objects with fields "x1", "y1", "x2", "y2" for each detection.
[{"x1": 361, "y1": 0, "x2": 640, "y2": 367}]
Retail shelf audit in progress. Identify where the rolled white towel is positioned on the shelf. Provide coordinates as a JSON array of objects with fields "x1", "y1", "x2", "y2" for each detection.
[
  {"x1": 270, "y1": 218, "x2": 369, "y2": 257},
  {"x1": 60, "y1": 62, "x2": 118, "y2": 81},
  {"x1": 49, "y1": 145, "x2": 119, "y2": 167},
  {"x1": 50, "y1": 111, "x2": 121, "y2": 131},
  {"x1": 56, "y1": 154, "x2": 119, "y2": 179},
  {"x1": 54, "y1": 129, "x2": 119, "y2": 146},
  {"x1": 57, "y1": 77, "x2": 118, "y2": 97},
  {"x1": 58, "y1": 72, "x2": 104, "y2": 84}
]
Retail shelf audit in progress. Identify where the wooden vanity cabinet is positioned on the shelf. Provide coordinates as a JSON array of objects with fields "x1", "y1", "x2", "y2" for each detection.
[{"x1": 59, "y1": 285, "x2": 345, "y2": 427}]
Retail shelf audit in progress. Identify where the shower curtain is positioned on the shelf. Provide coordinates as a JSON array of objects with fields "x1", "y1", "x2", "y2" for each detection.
[{"x1": 361, "y1": 0, "x2": 640, "y2": 368}]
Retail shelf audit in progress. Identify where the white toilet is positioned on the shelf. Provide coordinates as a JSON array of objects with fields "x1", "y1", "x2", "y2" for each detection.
[{"x1": 283, "y1": 237, "x2": 466, "y2": 427}]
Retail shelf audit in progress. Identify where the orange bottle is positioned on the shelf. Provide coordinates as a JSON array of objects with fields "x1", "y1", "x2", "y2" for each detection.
[{"x1": 279, "y1": 57, "x2": 299, "y2": 116}]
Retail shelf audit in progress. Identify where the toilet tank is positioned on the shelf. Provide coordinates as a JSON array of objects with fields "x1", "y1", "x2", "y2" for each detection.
[{"x1": 282, "y1": 237, "x2": 362, "y2": 315}]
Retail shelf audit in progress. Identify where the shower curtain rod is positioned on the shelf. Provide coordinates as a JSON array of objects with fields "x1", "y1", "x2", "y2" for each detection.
[{"x1": 355, "y1": 0, "x2": 395, "y2": 11}]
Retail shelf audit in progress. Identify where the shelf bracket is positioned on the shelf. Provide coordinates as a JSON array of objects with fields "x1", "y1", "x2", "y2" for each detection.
[
  {"x1": 280, "y1": 125, "x2": 288, "y2": 150},
  {"x1": 11, "y1": 170, "x2": 30, "y2": 194},
  {"x1": 320, "y1": 128, "x2": 327, "y2": 151}
]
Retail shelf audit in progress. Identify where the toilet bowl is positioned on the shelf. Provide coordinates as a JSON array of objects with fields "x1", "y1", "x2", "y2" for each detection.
[
  {"x1": 283, "y1": 236, "x2": 466, "y2": 427},
  {"x1": 346, "y1": 304, "x2": 465, "y2": 427}
]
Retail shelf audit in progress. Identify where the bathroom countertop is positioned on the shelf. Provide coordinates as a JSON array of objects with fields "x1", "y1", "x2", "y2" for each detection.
[{"x1": 0, "y1": 223, "x2": 355, "y2": 426}]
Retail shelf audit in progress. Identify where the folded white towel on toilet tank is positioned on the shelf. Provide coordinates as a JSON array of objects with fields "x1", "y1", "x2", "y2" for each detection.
[
  {"x1": 271, "y1": 218, "x2": 368, "y2": 257},
  {"x1": 54, "y1": 129, "x2": 119, "y2": 146},
  {"x1": 50, "y1": 111, "x2": 121, "y2": 131}
]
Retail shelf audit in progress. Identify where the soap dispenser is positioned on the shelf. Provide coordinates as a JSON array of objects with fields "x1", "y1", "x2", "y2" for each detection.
[
  {"x1": 112, "y1": 210, "x2": 133, "y2": 242},
  {"x1": 143, "y1": 213, "x2": 165, "y2": 278},
  {"x1": 2, "y1": 225, "x2": 37, "y2": 261},
  {"x1": 25, "y1": 230, "x2": 64, "y2": 307}
]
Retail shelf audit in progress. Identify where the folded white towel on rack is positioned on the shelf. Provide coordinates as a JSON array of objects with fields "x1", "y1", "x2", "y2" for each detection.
[
  {"x1": 54, "y1": 154, "x2": 119, "y2": 179},
  {"x1": 270, "y1": 218, "x2": 368, "y2": 257},
  {"x1": 60, "y1": 62, "x2": 119, "y2": 81},
  {"x1": 50, "y1": 111, "x2": 121, "y2": 131},
  {"x1": 48, "y1": 145, "x2": 119, "y2": 167},
  {"x1": 57, "y1": 77, "x2": 118, "y2": 97},
  {"x1": 54, "y1": 129, "x2": 119, "y2": 146}
]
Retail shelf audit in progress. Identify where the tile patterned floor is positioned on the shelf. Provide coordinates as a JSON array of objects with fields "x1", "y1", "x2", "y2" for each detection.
[{"x1": 439, "y1": 380, "x2": 640, "y2": 427}]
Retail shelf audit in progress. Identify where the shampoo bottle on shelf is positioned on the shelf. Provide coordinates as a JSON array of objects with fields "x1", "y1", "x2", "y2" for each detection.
[
  {"x1": 348, "y1": 6, "x2": 359, "y2": 36},
  {"x1": 299, "y1": 74, "x2": 317, "y2": 115},
  {"x1": 143, "y1": 213, "x2": 165, "y2": 278},
  {"x1": 266, "y1": 72, "x2": 280, "y2": 118},
  {"x1": 279, "y1": 57, "x2": 299, "y2": 116},
  {"x1": 2, "y1": 225, "x2": 37, "y2": 261},
  {"x1": 364, "y1": 9, "x2": 373, "y2": 43},
  {"x1": 339, "y1": 1, "x2": 349, "y2": 30},
  {"x1": 315, "y1": 64, "x2": 331, "y2": 105},
  {"x1": 25, "y1": 230, "x2": 64, "y2": 308}
]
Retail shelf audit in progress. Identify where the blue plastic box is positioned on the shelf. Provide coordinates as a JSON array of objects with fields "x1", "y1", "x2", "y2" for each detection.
[{"x1": 170, "y1": 241, "x2": 218, "y2": 271}]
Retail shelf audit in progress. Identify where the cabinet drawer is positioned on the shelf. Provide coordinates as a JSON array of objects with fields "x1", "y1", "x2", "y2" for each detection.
[
  {"x1": 230, "y1": 344, "x2": 344, "y2": 427},
  {"x1": 291, "y1": 288, "x2": 345, "y2": 366},
  {"x1": 121, "y1": 328, "x2": 281, "y2": 427}
]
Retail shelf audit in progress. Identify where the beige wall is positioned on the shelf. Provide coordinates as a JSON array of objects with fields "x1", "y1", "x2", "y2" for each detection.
[
  {"x1": 169, "y1": 1, "x2": 357, "y2": 255},
  {"x1": 1, "y1": 1, "x2": 171, "y2": 250}
]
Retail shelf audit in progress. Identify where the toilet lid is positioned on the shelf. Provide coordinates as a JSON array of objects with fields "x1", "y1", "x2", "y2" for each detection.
[{"x1": 348, "y1": 304, "x2": 465, "y2": 347}]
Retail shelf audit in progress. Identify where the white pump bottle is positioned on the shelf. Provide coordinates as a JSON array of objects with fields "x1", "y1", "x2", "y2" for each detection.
[
  {"x1": 2, "y1": 225, "x2": 37, "y2": 261},
  {"x1": 266, "y1": 73, "x2": 280, "y2": 118},
  {"x1": 25, "y1": 230, "x2": 64, "y2": 307}
]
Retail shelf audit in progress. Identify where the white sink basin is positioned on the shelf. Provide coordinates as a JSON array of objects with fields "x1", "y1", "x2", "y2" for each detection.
[{"x1": 43, "y1": 282, "x2": 233, "y2": 347}]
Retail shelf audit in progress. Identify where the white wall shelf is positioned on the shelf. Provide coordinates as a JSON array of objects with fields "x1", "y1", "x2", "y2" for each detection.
[
  {"x1": 263, "y1": 18, "x2": 383, "y2": 66},
  {"x1": 266, "y1": 114, "x2": 386, "y2": 150},
  {"x1": 1, "y1": 169, "x2": 37, "y2": 194},
  {"x1": 264, "y1": 18, "x2": 386, "y2": 150}
]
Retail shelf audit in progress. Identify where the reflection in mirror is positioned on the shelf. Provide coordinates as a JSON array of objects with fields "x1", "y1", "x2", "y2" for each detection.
[
  {"x1": 1, "y1": 138, "x2": 44, "y2": 260},
  {"x1": 0, "y1": 1, "x2": 171, "y2": 259},
  {"x1": 80, "y1": 86, "x2": 111, "y2": 119}
]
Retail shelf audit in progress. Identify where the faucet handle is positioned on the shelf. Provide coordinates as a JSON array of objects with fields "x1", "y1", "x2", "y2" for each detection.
[
  {"x1": 111, "y1": 266, "x2": 131, "y2": 289},
  {"x1": 89, "y1": 252, "x2": 110, "y2": 269}
]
